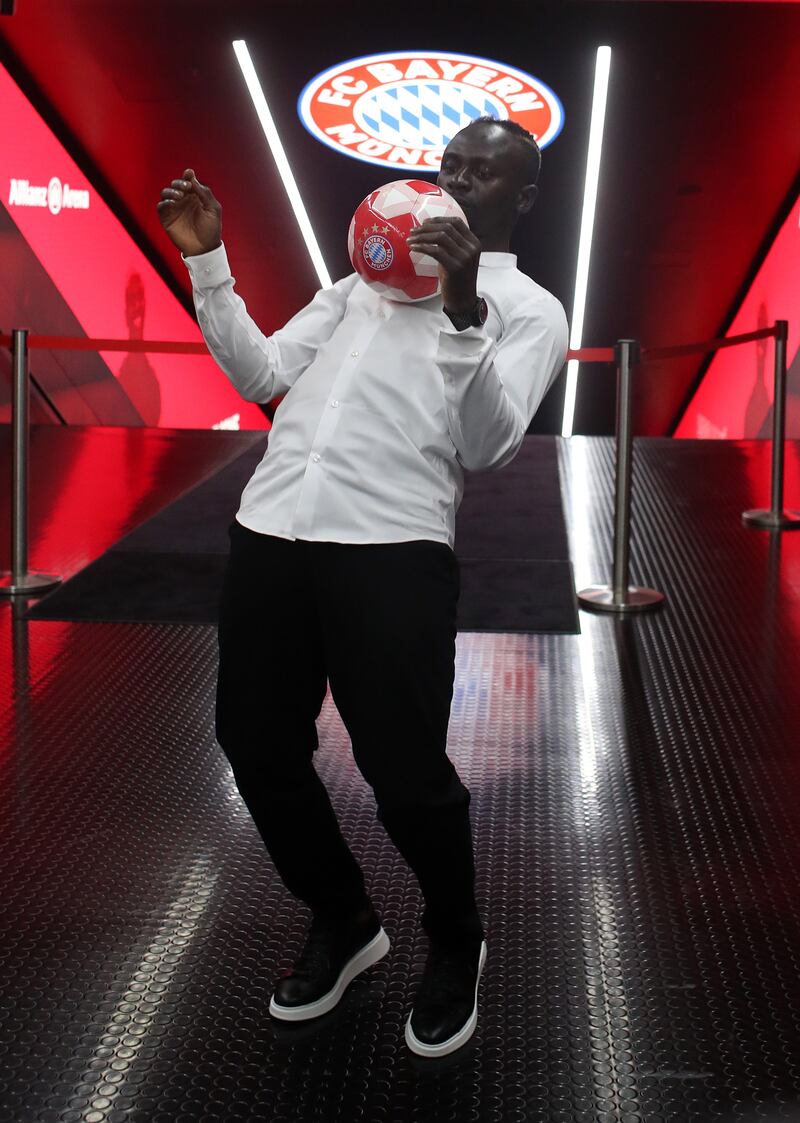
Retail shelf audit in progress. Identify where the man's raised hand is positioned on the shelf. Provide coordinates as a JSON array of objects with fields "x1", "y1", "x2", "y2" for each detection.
[
  {"x1": 156, "y1": 168, "x2": 222, "y2": 258},
  {"x1": 405, "y1": 217, "x2": 481, "y2": 315}
]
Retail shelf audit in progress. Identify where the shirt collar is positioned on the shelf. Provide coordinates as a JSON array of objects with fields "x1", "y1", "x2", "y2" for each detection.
[{"x1": 479, "y1": 251, "x2": 517, "y2": 269}]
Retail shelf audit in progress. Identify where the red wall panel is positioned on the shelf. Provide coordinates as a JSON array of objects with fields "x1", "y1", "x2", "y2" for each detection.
[
  {"x1": 0, "y1": 61, "x2": 268, "y2": 430},
  {"x1": 675, "y1": 194, "x2": 800, "y2": 439}
]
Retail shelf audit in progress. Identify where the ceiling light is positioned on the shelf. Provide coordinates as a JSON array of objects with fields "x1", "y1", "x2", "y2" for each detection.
[
  {"x1": 562, "y1": 46, "x2": 612, "y2": 438},
  {"x1": 233, "y1": 40, "x2": 332, "y2": 290}
]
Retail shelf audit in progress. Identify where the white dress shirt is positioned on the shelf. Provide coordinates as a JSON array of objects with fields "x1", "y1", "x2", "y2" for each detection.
[{"x1": 184, "y1": 242, "x2": 568, "y2": 548}]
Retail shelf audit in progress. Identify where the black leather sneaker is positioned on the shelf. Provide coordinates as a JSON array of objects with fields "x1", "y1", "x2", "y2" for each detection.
[
  {"x1": 405, "y1": 939, "x2": 487, "y2": 1057},
  {"x1": 269, "y1": 907, "x2": 390, "y2": 1022}
]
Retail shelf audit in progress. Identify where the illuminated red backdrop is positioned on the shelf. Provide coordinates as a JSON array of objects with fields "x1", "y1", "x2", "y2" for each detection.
[
  {"x1": 0, "y1": 61, "x2": 268, "y2": 431},
  {"x1": 1, "y1": 2, "x2": 799, "y2": 436},
  {"x1": 675, "y1": 195, "x2": 800, "y2": 440}
]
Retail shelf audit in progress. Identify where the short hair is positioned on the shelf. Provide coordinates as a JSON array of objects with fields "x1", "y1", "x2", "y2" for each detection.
[{"x1": 469, "y1": 115, "x2": 542, "y2": 185}]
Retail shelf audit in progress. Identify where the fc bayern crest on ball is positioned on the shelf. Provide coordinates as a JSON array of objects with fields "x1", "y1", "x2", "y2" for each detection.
[
  {"x1": 362, "y1": 234, "x2": 394, "y2": 270},
  {"x1": 347, "y1": 179, "x2": 467, "y2": 303}
]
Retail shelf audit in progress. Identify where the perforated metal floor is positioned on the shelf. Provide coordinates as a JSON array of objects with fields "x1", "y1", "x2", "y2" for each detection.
[{"x1": 2, "y1": 435, "x2": 800, "y2": 1123}]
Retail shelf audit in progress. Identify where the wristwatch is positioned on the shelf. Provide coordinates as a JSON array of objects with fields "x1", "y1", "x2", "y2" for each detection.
[{"x1": 443, "y1": 297, "x2": 488, "y2": 332}]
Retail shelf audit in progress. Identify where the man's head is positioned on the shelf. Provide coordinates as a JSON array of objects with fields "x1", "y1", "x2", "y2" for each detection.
[{"x1": 437, "y1": 117, "x2": 541, "y2": 251}]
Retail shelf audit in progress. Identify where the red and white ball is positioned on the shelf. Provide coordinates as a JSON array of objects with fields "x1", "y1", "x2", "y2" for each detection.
[{"x1": 347, "y1": 179, "x2": 468, "y2": 303}]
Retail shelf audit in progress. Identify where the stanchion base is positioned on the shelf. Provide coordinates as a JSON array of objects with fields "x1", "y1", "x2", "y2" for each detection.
[
  {"x1": 0, "y1": 572, "x2": 62, "y2": 596},
  {"x1": 742, "y1": 509, "x2": 800, "y2": 530},
  {"x1": 578, "y1": 584, "x2": 666, "y2": 614}
]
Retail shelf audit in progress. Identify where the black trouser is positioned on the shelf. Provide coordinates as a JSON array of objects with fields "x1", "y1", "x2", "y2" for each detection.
[{"x1": 215, "y1": 519, "x2": 485, "y2": 950}]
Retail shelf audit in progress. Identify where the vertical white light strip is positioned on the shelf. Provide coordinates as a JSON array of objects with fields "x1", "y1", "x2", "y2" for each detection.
[
  {"x1": 562, "y1": 46, "x2": 612, "y2": 438},
  {"x1": 232, "y1": 39, "x2": 333, "y2": 289}
]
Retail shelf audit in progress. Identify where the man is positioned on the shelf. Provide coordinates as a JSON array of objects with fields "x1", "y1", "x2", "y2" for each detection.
[{"x1": 157, "y1": 117, "x2": 568, "y2": 1058}]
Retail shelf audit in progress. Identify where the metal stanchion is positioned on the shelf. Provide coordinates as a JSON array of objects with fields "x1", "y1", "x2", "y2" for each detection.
[
  {"x1": 0, "y1": 329, "x2": 62, "y2": 596},
  {"x1": 578, "y1": 339, "x2": 665, "y2": 614},
  {"x1": 743, "y1": 320, "x2": 800, "y2": 530}
]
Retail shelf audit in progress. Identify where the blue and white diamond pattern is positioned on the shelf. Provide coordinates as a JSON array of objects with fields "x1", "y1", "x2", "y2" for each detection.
[{"x1": 355, "y1": 82, "x2": 507, "y2": 149}]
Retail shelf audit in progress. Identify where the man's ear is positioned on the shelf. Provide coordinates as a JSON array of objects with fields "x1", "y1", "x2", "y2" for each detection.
[{"x1": 517, "y1": 183, "x2": 538, "y2": 216}]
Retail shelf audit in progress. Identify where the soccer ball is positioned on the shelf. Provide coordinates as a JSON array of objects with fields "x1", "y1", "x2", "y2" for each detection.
[{"x1": 347, "y1": 179, "x2": 468, "y2": 303}]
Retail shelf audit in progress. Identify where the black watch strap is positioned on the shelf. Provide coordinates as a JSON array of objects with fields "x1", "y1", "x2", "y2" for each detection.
[{"x1": 444, "y1": 297, "x2": 488, "y2": 331}]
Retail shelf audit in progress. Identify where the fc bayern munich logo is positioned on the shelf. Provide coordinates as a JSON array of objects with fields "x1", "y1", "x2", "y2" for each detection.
[
  {"x1": 298, "y1": 51, "x2": 564, "y2": 172},
  {"x1": 362, "y1": 234, "x2": 394, "y2": 270}
]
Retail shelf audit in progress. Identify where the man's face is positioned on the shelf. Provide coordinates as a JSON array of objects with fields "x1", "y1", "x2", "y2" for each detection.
[{"x1": 436, "y1": 122, "x2": 537, "y2": 243}]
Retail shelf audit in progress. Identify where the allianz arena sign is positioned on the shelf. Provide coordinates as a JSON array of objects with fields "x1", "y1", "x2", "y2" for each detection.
[
  {"x1": 298, "y1": 51, "x2": 564, "y2": 172},
  {"x1": 8, "y1": 175, "x2": 89, "y2": 214}
]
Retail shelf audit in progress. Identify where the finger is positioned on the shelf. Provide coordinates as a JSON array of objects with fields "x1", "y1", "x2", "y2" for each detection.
[
  {"x1": 411, "y1": 216, "x2": 471, "y2": 235},
  {"x1": 406, "y1": 232, "x2": 469, "y2": 259},
  {"x1": 179, "y1": 169, "x2": 205, "y2": 194},
  {"x1": 407, "y1": 224, "x2": 472, "y2": 249},
  {"x1": 187, "y1": 177, "x2": 217, "y2": 208},
  {"x1": 186, "y1": 169, "x2": 211, "y2": 195},
  {"x1": 408, "y1": 236, "x2": 476, "y2": 260},
  {"x1": 407, "y1": 243, "x2": 462, "y2": 272},
  {"x1": 407, "y1": 225, "x2": 461, "y2": 242},
  {"x1": 411, "y1": 226, "x2": 476, "y2": 256}
]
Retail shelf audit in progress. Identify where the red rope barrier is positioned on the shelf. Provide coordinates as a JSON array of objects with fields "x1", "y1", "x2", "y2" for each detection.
[
  {"x1": 0, "y1": 333, "x2": 207, "y2": 354},
  {"x1": 0, "y1": 334, "x2": 617, "y2": 362},
  {"x1": 0, "y1": 326, "x2": 779, "y2": 363},
  {"x1": 642, "y1": 325, "x2": 777, "y2": 360},
  {"x1": 566, "y1": 347, "x2": 615, "y2": 362}
]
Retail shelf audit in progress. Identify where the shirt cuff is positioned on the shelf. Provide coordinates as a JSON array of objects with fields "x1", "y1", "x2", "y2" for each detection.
[
  {"x1": 182, "y1": 241, "x2": 231, "y2": 289},
  {"x1": 437, "y1": 321, "x2": 489, "y2": 361},
  {"x1": 437, "y1": 323, "x2": 495, "y2": 402},
  {"x1": 442, "y1": 321, "x2": 486, "y2": 336}
]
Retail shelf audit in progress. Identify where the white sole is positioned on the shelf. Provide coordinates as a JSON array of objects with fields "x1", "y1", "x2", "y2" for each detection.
[
  {"x1": 405, "y1": 940, "x2": 487, "y2": 1058},
  {"x1": 269, "y1": 926, "x2": 390, "y2": 1022}
]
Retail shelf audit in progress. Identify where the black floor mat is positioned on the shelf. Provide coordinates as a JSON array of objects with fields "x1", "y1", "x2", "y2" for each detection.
[{"x1": 25, "y1": 436, "x2": 579, "y2": 633}]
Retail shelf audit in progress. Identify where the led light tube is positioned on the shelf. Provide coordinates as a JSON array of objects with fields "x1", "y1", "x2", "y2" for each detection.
[
  {"x1": 233, "y1": 40, "x2": 333, "y2": 289},
  {"x1": 562, "y1": 46, "x2": 612, "y2": 437}
]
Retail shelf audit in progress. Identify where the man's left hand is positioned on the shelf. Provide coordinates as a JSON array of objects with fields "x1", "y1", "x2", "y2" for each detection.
[{"x1": 406, "y1": 217, "x2": 481, "y2": 315}]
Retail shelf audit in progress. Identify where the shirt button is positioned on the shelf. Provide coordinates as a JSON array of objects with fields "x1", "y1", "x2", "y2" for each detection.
[
  {"x1": 331, "y1": 400, "x2": 340, "y2": 408},
  {"x1": 311, "y1": 454, "x2": 321, "y2": 463},
  {"x1": 203, "y1": 266, "x2": 213, "y2": 274},
  {"x1": 350, "y1": 350, "x2": 359, "y2": 358}
]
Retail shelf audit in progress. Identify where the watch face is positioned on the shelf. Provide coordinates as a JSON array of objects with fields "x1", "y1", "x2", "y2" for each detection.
[{"x1": 444, "y1": 298, "x2": 488, "y2": 330}]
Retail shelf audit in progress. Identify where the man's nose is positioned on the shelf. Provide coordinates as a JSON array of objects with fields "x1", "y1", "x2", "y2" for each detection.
[{"x1": 449, "y1": 167, "x2": 470, "y2": 190}]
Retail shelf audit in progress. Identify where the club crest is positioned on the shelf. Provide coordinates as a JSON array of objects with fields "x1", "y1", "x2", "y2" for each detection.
[{"x1": 299, "y1": 51, "x2": 564, "y2": 172}]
